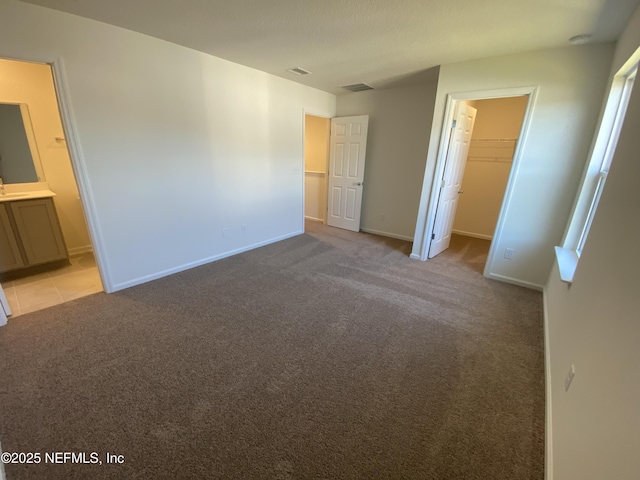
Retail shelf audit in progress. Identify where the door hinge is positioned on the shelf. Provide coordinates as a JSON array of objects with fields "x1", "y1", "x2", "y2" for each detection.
[
  {"x1": 431, "y1": 233, "x2": 435, "y2": 240},
  {"x1": 451, "y1": 119, "x2": 457, "y2": 129}
]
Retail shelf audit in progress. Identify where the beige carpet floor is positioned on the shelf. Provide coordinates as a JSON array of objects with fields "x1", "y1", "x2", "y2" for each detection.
[{"x1": 0, "y1": 222, "x2": 544, "y2": 479}]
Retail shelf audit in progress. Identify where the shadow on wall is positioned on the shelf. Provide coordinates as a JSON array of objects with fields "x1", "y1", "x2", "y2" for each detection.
[
  {"x1": 373, "y1": 66, "x2": 440, "y2": 90},
  {"x1": 335, "y1": 66, "x2": 440, "y2": 241}
]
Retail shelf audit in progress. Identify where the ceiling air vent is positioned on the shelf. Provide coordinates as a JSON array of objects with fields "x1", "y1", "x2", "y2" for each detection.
[
  {"x1": 341, "y1": 83, "x2": 374, "y2": 92},
  {"x1": 287, "y1": 67, "x2": 311, "y2": 76}
]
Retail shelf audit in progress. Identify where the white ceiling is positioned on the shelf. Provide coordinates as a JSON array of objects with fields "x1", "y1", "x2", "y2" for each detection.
[{"x1": 20, "y1": 0, "x2": 640, "y2": 95}]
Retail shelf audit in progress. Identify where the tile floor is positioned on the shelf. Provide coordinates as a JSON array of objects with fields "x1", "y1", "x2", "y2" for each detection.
[{"x1": 1, "y1": 252, "x2": 103, "y2": 317}]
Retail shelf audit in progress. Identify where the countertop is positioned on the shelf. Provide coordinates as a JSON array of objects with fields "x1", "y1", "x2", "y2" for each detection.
[{"x1": 0, "y1": 190, "x2": 56, "y2": 203}]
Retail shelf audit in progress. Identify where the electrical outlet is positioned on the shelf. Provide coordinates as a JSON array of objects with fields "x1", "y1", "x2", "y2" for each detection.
[
  {"x1": 380, "y1": 212, "x2": 386, "y2": 221},
  {"x1": 564, "y1": 364, "x2": 576, "y2": 392},
  {"x1": 222, "y1": 227, "x2": 230, "y2": 238},
  {"x1": 504, "y1": 248, "x2": 514, "y2": 259},
  {"x1": 241, "y1": 224, "x2": 247, "y2": 234}
]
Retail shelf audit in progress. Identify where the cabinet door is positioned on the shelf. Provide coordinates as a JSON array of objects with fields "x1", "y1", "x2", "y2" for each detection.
[
  {"x1": 10, "y1": 198, "x2": 68, "y2": 266},
  {"x1": 0, "y1": 204, "x2": 25, "y2": 273}
]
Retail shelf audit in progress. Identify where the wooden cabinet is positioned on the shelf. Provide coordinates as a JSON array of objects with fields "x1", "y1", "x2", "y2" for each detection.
[
  {"x1": 0, "y1": 197, "x2": 68, "y2": 275},
  {"x1": 0, "y1": 205, "x2": 25, "y2": 272}
]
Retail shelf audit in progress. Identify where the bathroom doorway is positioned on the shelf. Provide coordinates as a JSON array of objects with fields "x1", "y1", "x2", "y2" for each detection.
[
  {"x1": 304, "y1": 113, "x2": 330, "y2": 224},
  {"x1": 0, "y1": 57, "x2": 103, "y2": 317}
]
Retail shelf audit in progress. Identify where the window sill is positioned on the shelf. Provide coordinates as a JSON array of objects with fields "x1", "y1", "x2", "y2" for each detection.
[{"x1": 554, "y1": 246, "x2": 579, "y2": 284}]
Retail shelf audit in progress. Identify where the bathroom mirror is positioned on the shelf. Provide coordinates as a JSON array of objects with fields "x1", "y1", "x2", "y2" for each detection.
[{"x1": 0, "y1": 103, "x2": 45, "y2": 184}]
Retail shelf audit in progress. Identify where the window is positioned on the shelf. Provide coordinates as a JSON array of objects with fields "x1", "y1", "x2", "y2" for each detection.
[{"x1": 556, "y1": 63, "x2": 637, "y2": 283}]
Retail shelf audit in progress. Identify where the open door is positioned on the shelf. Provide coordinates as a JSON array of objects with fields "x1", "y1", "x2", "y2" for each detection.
[
  {"x1": 429, "y1": 103, "x2": 477, "y2": 258},
  {"x1": 327, "y1": 115, "x2": 369, "y2": 232}
]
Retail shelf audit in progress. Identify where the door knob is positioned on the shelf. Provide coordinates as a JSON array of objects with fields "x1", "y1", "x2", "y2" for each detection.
[
  {"x1": 458, "y1": 190, "x2": 464, "y2": 194},
  {"x1": 355, "y1": 182, "x2": 363, "y2": 186}
]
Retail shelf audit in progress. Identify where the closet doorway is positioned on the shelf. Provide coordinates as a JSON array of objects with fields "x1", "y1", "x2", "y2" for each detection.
[
  {"x1": 427, "y1": 93, "x2": 531, "y2": 273},
  {"x1": 451, "y1": 96, "x2": 528, "y2": 242}
]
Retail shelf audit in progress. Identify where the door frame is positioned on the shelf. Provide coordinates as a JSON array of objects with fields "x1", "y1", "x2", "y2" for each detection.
[
  {"x1": 302, "y1": 109, "x2": 332, "y2": 230},
  {"x1": 413, "y1": 86, "x2": 538, "y2": 279},
  {"x1": 0, "y1": 52, "x2": 113, "y2": 292}
]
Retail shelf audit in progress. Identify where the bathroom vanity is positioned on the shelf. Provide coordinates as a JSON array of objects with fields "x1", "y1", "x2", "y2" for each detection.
[{"x1": 0, "y1": 191, "x2": 69, "y2": 279}]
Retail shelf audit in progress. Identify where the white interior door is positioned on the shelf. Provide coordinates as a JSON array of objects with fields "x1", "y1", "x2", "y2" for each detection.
[
  {"x1": 327, "y1": 115, "x2": 369, "y2": 232},
  {"x1": 429, "y1": 102, "x2": 477, "y2": 258}
]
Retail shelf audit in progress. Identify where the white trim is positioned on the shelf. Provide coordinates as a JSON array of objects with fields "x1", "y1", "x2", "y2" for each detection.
[
  {"x1": 49, "y1": 58, "x2": 113, "y2": 293},
  {"x1": 485, "y1": 272, "x2": 543, "y2": 291},
  {"x1": 304, "y1": 215, "x2": 325, "y2": 223},
  {"x1": 111, "y1": 230, "x2": 303, "y2": 292},
  {"x1": 68, "y1": 245, "x2": 93, "y2": 256},
  {"x1": 542, "y1": 287, "x2": 554, "y2": 480},
  {"x1": 553, "y1": 246, "x2": 578, "y2": 284},
  {"x1": 302, "y1": 108, "x2": 335, "y2": 119},
  {"x1": 360, "y1": 228, "x2": 414, "y2": 242},
  {"x1": 451, "y1": 229, "x2": 492, "y2": 241}
]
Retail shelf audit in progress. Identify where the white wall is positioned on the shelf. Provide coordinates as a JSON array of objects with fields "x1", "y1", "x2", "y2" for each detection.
[
  {"x1": 0, "y1": 0, "x2": 336, "y2": 291},
  {"x1": 412, "y1": 44, "x2": 615, "y2": 287},
  {"x1": 336, "y1": 72, "x2": 439, "y2": 241},
  {"x1": 544, "y1": 4, "x2": 640, "y2": 479},
  {"x1": 0, "y1": 58, "x2": 92, "y2": 254},
  {"x1": 304, "y1": 114, "x2": 329, "y2": 222},
  {"x1": 453, "y1": 97, "x2": 528, "y2": 239}
]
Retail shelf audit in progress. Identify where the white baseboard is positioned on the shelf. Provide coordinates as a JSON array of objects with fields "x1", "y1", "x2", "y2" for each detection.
[
  {"x1": 485, "y1": 272, "x2": 543, "y2": 291},
  {"x1": 409, "y1": 253, "x2": 423, "y2": 261},
  {"x1": 452, "y1": 229, "x2": 493, "y2": 240},
  {"x1": 360, "y1": 228, "x2": 414, "y2": 242},
  {"x1": 111, "y1": 231, "x2": 303, "y2": 292},
  {"x1": 304, "y1": 216, "x2": 325, "y2": 223},
  {"x1": 68, "y1": 245, "x2": 93, "y2": 256},
  {"x1": 542, "y1": 287, "x2": 553, "y2": 480}
]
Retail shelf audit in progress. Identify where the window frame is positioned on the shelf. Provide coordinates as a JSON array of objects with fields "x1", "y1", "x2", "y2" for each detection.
[{"x1": 556, "y1": 62, "x2": 637, "y2": 283}]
